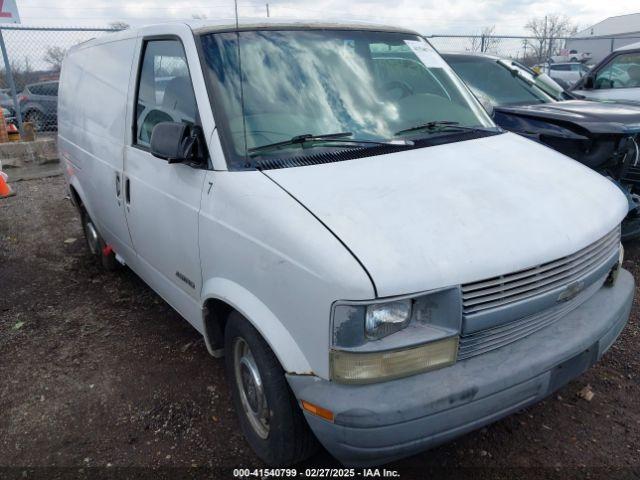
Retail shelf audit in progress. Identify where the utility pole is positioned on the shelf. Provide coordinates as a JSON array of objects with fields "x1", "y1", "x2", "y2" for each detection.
[
  {"x1": 266, "y1": 3, "x2": 270, "y2": 17},
  {"x1": 538, "y1": 15, "x2": 549, "y2": 62},
  {"x1": 234, "y1": 0, "x2": 239, "y2": 28}
]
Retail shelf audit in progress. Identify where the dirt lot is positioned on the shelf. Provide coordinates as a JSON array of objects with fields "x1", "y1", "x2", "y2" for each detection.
[{"x1": 1, "y1": 174, "x2": 639, "y2": 479}]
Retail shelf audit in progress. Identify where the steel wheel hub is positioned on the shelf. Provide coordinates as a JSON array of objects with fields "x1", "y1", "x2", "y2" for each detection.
[
  {"x1": 84, "y1": 220, "x2": 99, "y2": 255},
  {"x1": 233, "y1": 337, "x2": 270, "y2": 439}
]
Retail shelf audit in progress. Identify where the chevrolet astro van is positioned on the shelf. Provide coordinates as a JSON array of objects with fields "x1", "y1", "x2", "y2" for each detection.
[{"x1": 59, "y1": 20, "x2": 634, "y2": 466}]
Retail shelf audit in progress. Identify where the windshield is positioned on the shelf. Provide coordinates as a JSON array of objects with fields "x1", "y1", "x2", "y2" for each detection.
[
  {"x1": 200, "y1": 29, "x2": 495, "y2": 169},
  {"x1": 445, "y1": 55, "x2": 555, "y2": 107}
]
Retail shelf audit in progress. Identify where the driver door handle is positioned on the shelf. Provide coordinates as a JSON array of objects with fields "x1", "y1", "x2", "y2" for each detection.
[{"x1": 124, "y1": 177, "x2": 131, "y2": 205}]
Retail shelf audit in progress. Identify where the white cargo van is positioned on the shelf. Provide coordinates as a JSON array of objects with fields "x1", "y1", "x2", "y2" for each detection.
[{"x1": 59, "y1": 20, "x2": 634, "y2": 466}]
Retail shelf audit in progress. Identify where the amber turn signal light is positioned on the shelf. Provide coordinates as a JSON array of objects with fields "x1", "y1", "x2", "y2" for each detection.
[{"x1": 301, "y1": 400, "x2": 334, "y2": 422}]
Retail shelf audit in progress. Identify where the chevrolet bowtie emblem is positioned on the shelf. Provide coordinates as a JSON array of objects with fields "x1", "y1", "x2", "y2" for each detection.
[{"x1": 557, "y1": 281, "x2": 585, "y2": 303}]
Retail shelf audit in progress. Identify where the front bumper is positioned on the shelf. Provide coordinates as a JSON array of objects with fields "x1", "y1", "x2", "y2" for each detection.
[{"x1": 287, "y1": 269, "x2": 634, "y2": 466}]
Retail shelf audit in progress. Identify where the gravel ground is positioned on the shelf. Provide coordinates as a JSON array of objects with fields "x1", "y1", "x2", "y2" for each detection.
[{"x1": 1, "y1": 175, "x2": 639, "y2": 479}]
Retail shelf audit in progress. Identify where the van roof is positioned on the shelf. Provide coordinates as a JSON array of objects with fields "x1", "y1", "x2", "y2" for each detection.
[
  {"x1": 67, "y1": 18, "x2": 420, "y2": 55},
  {"x1": 187, "y1": 17, "x2": 419, "y2": 35}
]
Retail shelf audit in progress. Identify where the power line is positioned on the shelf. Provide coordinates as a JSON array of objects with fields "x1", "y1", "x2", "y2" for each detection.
[
  {"x1": 18, "y1": 3, "x2": 260, "y2": 9},
  {"x1": 270, "y1": 5, "x2": 553, "y2": 27}
]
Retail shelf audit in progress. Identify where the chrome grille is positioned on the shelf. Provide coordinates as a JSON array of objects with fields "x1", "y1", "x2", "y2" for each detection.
[
  {"x1": 461, "y1": 227, "x2": 620, "y2": 315},
  {"x1": 458, "y1": 276, "x2": 605, "y2": 360}
]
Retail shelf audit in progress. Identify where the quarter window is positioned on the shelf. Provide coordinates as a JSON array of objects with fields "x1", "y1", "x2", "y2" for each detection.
[{"x1": 134, "y1": 39, "x2": 198, "y2": 147}]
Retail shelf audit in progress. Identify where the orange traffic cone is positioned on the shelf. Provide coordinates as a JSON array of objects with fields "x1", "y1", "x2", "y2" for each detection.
[
  {"x1": 6, "y1": 122, "x2": 20, "y2": 142},
  {"x1": 0, "y1": 171, "x2": 14, "y2": 198}
]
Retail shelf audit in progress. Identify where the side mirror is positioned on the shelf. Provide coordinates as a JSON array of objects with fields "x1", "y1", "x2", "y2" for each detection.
[
  {"x1": 583, "y1": 75, "x2": 595, "y2": 90},
  {"x1": 150, "y1": 122, "x2": 205, "y2": 165}
]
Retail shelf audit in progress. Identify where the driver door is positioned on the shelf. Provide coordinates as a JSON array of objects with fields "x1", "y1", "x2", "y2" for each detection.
[
  {"x1": 574, "y1": 50, "x2": 640, "y2": 102},
  {"x1": 123, "y1": 37, "x2": 207, "y2": 319}
]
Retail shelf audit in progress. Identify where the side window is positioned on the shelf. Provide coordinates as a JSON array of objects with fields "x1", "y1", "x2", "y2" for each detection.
[
  {"x1": 134, "y1": 39, "x2": 198, "y2": 148},
  {"x1": 41, "y1": 83, "x2": 58, "y2": 96},
  {"x1": 595, "y1": 52, "x2": 640, "y2": 89},
  {"x1": 29, "y1": 85, "x2": 43, "y2": 95}
]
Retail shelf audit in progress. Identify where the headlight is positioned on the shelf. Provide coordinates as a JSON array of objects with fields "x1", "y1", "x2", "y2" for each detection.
[
  {"x1": 331, "y1": 287, "x2": 462, "y2": 383},
  {"x1": 330, "y1": 337, "x2": 458, "y2": 384},
  {"x1": 365, "y1": 300, "x2": 412, "y2": 340}
]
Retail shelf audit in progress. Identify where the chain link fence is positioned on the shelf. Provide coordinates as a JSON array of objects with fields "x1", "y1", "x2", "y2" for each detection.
[
  {"x1": 0, "y1": 26, "x2": 639, "y2": 135},
  {"x1": 427, "y1": 34, "x2": 640, "y2": 66},
  {"x1": 0, "y1": 25, "x2": 118, "y2": 135}
]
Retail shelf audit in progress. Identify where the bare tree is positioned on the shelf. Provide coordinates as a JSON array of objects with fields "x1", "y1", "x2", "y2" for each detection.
[
  {"x1": 43, "y1": 47, "x2": 66, "y2": 71},
  {"x1": 524, "y1": 15, "x2": 578, "y2": 62},
  {"x1": 108, "y1": 21, "x2": 130, "y2": 30},
  {"x1": 470, "y1": 25, "x2": 499, "y2": 53},
  {"x1": 0, "y1": 57, "x2": 37, "y2": 91},
  {"x1": 191, "y1": 13, "x2": 207, "y2": 19}
]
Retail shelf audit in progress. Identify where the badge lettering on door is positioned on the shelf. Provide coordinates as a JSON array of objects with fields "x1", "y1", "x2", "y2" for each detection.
[{"x1": 175, "y1": 271, "x2": 196, "y2": 289}]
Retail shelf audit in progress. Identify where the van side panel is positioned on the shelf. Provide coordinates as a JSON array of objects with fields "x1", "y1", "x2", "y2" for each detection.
[{"x1": 58, "y1": 38, "x2": 138, "y2": 264}]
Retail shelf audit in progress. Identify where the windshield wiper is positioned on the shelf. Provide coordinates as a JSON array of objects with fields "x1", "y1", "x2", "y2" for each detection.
[
  {"x1": 395, "y1": 121, "x2": 500, "y2": 136},
  {"x1": 248, "y1": 132, "x2": 413, "y2": 155}
]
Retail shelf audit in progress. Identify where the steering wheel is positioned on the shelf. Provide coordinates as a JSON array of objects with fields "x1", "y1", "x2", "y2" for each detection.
[
  {"x1": 595, "y1": 76, "x2": 614, "y2": 89},
  {"x1": 383, "y1": 80, "x2": 414, "y2": 99}
]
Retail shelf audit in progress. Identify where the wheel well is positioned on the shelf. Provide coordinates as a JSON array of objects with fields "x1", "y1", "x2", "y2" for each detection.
[
  {"x1": 203, "y1": 298, "x2": 234, "y2": 356},
  {"x1": 68, "y1": 184, "x2": 83, "y2": 211}
]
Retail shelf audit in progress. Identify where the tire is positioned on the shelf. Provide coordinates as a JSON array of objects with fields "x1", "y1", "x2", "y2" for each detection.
[
  {"x1": 25, "y1": 110, "x2": 44, "y2": 131},
  {"x1": 80, "y1": 208, "x2": 119, "y2": 271},
  {"x1": 224, "y1": 311, "x2": 318, "y2": 465}
]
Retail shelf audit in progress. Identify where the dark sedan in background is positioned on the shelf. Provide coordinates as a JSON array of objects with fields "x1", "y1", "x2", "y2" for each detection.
[
  {"x1": 443, "y1": 52, "x2": 640, "y2": 239},
  {"x1": 0, "y1": 80, "x2": 58, "y2": 131}
]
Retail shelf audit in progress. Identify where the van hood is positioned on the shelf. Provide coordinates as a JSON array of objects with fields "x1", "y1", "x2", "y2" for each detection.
[{"x1": 264, "y1": 132, "x2": 627, "y2": 298}]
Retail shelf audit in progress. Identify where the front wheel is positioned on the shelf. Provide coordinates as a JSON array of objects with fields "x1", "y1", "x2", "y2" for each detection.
[
  {"x1": 225, "y1": 312, "x2": 318, "y2": 465},
  {"x1": 80, "y1": 208, "x2": 119, "y2": 271}
]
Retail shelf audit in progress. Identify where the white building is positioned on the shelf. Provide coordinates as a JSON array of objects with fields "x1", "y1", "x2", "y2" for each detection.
[{"x1": 566, "y1": 13, "x2": 640, "y2": 63}]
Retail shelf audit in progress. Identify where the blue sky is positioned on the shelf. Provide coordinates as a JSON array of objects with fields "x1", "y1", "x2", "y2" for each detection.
[{"x1": 13, "y1": 0, "x2": 640, "y2": 35}]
